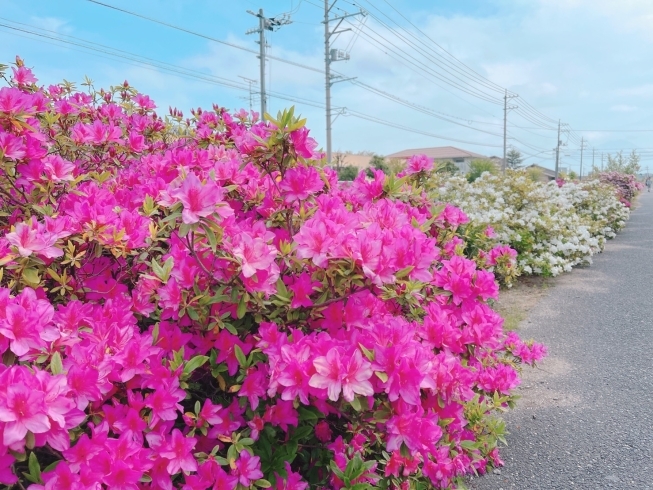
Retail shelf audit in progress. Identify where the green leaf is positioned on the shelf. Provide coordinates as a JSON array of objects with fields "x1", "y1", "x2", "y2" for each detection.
[
  {"x1": 28, "y1": 452, "x2": 42, "y2": 484},
  {"x1": 460, "y1": 440, "x2": 477, "y2": 451},
  {"x1": 329, "y1": 460, "x2": 345, "y2": 480},
  {"x1": 395, "y1": 265, "x2": 414, "y2": 279},
  {"x1": 50, "y1": 351, "x2": 63, "y2": 375},
  {"x1": 298, "y1": 406, "x2": 323, "y2": 422},
  {"x1": 234, "y1": 344, "x2": 247, "y2": 368},
  {"x1": 374, "y1": 371, "x2": 388, "y2": 383},
  {"x1": 183, "y1": 355, "x2": 209, "y2": 378},
  {"x1": 255, "y1": 479, "x2": 272, "y2": 488},
  {"x1": 42, "y1": 460, "x2": 61, "y2": 474},
  {"x1": 275, "y1": 278, "x2": 289, "y2": 298},
  {"x1": 186, "y1": 306, "x2": 200, "y2": 321},
  {"x1": 290, "y1": 426, "x2": 314, "y2": 442},
  {"x1": 237, "y1": 295, "x2": 247, "y2": 319},
  {"x1": 349, "y1": 396, "x2": 362, "y2": 412},
  {"x1": 22, "y1": 267, "x2": 41, "y2": 286},
  {"x1": 358, "y1": 343, "x2": 375, "y2": 362}
]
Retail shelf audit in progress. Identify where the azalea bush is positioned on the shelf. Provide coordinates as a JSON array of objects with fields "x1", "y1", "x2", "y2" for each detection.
[
  {"x1": 0, "y1": 59, "x2": 546, "y2": 489},
  {"x1": 432, "y1": 171, "x2": 632, "y2": 277},
  {"x1": 597, "y1": 171, "x2": 643, "y2": 206}
]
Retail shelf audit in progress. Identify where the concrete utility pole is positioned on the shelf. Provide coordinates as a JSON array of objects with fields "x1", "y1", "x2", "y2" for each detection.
[
  {"x1": 502, "y1": 89, "x2": 518, "y2": 172},
  {"x1": 601, "y1": 152, "x2": 604, "y2": 171},
  {"x1": 324, "y1": 0, "x2": 365, "y2": 164},
  {"x1": 580, "y1": 137, "x2": 586, "y2": 180},
  {"x1": 554, "y1": 120, "x2": 561, "y2": 178},
  {"x1": 592, "y1": 148, "x2": 595, "y2": 174},
  {"x1": 246, "y1": 9, "x2": 292, "y2": 117},
  {"x1": 238, "y1": 76, "x2": 258, "y2": 112}
]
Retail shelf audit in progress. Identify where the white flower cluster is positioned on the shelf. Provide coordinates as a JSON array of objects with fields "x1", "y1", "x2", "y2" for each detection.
[{"x1": 434, "y1": 171, "x2": 630, "y2": 277}]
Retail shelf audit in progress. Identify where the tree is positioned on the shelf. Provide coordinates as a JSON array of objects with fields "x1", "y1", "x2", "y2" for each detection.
[
  {"x1": 525, "y1": 166, "x2": 544, "y2": 182},
  {"x1": 605, "y1": 150, "x2": 641, "y2": 175},
  {"x1": 436, "y1": 160, "x2": 459, "y2": 175},
  {"x1": 506, "y1": 148, "x2": 524, "y2": 169},
  {"x1": 366, "y1": 154, "x2": 389, "y2": 177},
  {"x1": 467, "y1": 159, "x2": 498, "y2": 182},
  {"x1": 336, "y1": 165, "x2": 359, "y2": 181},
  {"x1": 332, "y1": 152, "x2": 347, "y2": 170}
]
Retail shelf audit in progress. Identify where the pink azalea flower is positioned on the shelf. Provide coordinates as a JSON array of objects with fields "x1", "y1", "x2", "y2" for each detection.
[
  {"x1": 43, "y1": 155, "x2": 76, "y2": 182},
  {"x1": 294, "y1": 219, "x2": 334, "y2": 267},
  {"x1": 274, "y1": 462, "x2": 309, "y2": 490},
  {"x1": 0, "y1": 303, "x2": 45, "y2": 356},
  {"x1": 232, "y1": 450, "x2": 264, "y2": 487},
  {"x1": 11, "y1": 66, "x2": 37, "y2": 85},
  {"x1": 404, "y1": 154, "x2": 434, "y2": 175},
  {"x1": 239, "y1": 366, "x2": 267, "y2": 410},
  {"x1": 0, "y1": 385, "x2": 50, "y2": 445},
  {"x1": 285, "y1": 272, "x2": 321, "y2": 308},
  {"x1": 232, "y1": 233, "x2": 278, "y2": 279},
  {"x1": 290, "y1": 127, "x2": 319, "y2": 159},
  {"x1": 170, "y1": 172, "x2": 231, "y2": 224},
  {"x1": 309, "y1": 348, "x2": 373, "y2": 402},
  {"x1": 0, "y1": 131, "x2": 26, "y2": 160},
  {"x1": 160, "y1": 429, "x2": 198, "y2": 474},
  {"x1": 279, "y1": 165, "x2": 324, "y2": 202},
  {"x1": 0, "y1": 454, "x2": 17, "y2": 485},
  {"x1": 101, "y1": 459, "x2": 142, "y2": 489}
]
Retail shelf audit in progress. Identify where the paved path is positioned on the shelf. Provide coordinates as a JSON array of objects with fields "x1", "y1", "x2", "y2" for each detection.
[{"x1": 469, "y1": 191, "x2": 653, "y2": 490}]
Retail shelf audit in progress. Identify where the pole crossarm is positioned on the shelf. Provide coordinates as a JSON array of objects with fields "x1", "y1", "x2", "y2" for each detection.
[{"x1": 330, "y1": 75, "x2": 357, "y2": 86}]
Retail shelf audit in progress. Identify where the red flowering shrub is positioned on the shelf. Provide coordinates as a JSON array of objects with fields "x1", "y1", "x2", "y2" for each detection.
[{"x1": 0, "y1": 58, "x2": 544, "y2": 489}]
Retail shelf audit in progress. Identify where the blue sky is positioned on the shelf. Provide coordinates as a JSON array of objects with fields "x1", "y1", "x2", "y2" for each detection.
[{"x1": 3, "y1": 0, "x2": 653, "y2": 173}]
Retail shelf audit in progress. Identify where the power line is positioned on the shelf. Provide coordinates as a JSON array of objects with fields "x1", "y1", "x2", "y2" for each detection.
[
  {"x1": 85, "y1": 0, "x2": 324, "y2": 75},
  {"x1": 342, "y1": 19, "x2": 503, "y2": 105},
  {"x1": 0, "y1": 20, "x2": 506, "y2": 151},
  {"x1": 350, "y1": 1, "x2": 506, "y2": 98}
]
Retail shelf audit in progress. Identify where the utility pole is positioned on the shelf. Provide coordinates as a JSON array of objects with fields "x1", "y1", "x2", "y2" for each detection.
[
  {"x1": 592, "y1": 148, "x2": 595, "y2": 175},
  {"x1": 324, "y1": 1, "x2": 365, "y2": 164},
  {"x1": 246, "y1": 9, "x2": 291, "y2": 117},
  {"x1": 601, "y1": 152, "x2": 604, "y2": 171},
  {"x1": 238, "y1": 76, "x2": 258, "y2": 112},
  {"x1": 554, "y1": 120, "x2": 561, "y2": 178},
  {"x1": 502, "y1": 89, "x2": 518, "y2": 172},
  {"x1": 579, "y1": 137, "x2": 586, "y2": 180}
]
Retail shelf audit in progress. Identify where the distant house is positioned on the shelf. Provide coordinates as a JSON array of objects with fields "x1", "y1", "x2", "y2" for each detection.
[
  {"x1": 331, "y1": 152, "x2": 372, "y2": 171},
  {"x1": 526, "y1": 164, "x2": 556, "y2": 181},
  {"x1": 385, "y1": 146, "x2": 488, "y2": 174}
]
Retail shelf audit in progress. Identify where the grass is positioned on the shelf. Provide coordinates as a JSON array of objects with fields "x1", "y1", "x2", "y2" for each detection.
[{"x1": 493, "y1": 276, "x2": 555, "y2": 331}]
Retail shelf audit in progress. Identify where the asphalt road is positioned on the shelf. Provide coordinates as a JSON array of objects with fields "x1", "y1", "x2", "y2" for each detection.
[{"x1": 468, "y1": 190, "x2": 653, "y2": 490}]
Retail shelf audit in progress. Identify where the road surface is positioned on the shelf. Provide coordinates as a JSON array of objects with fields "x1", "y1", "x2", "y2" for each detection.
[{"x1": 469, "y1": 191, "x2": 653, "y2": 489}]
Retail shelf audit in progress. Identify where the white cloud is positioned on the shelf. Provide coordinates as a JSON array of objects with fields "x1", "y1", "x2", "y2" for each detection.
[
  {"x1": 610, "y1": 104, "x2": 638, "y2": 113},
  {"x1": 29, "y1": 16, "x2": 72, "y2": 34}
]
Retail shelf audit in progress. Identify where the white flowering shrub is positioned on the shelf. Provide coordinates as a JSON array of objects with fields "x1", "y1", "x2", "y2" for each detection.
[{"x1": 432, "y1": 171, "x2": 631, "y2": 277}]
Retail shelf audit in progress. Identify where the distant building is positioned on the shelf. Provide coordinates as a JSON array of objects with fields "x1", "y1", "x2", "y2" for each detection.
[
  {"x1": 385, "y1": 146, "x2": 488, "y2": 173},
  {"x1": 526, "y1": 164, "x2": 556, "y2": 181},
  {"x1": 331, "y1": 152, "x2": 373, "y2": 171}
]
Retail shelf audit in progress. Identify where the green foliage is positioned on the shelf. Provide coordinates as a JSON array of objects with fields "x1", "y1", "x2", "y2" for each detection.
[
  {"x1": 436, "y1": 160, "x2": 459, "y2": 175},
  {"x1": 337, "y1": 165, "x2": 359, "y2": 181},
  {"x1": 525, "y1": 166, "x2": 544, "y2": 182},
  {"x1": 467, "y1": 159, "x2": 498, "y2": 182},
  {"x1": 506, "y1": 148, "x2": 524, "y2": 169},
  {"x1": 605, "y1": 150, "x2": 641, "y2": 175}
]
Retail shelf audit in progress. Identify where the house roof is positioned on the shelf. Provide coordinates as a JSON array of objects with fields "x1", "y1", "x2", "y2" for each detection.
[
  {"x1": 385, "y1": 146, "x2": 487, "y2": 160},
  {"x1": 526, "y1": 164, "x2": 556, "y2": 177}
]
